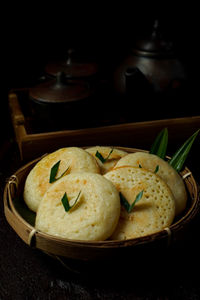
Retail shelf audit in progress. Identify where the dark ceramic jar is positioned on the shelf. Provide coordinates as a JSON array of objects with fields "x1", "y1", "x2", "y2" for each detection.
[
  {"x1": 113, "y1": 21, "x2": 187, "y2": 97},
  {"x1": 29, "y1": 72, "x2": 94, "y2": 130}
]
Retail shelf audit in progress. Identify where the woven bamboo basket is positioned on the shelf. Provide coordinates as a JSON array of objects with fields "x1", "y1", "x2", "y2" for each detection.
[{"x1": 3, "y1": 147, "x2": 200, "y2": 273}]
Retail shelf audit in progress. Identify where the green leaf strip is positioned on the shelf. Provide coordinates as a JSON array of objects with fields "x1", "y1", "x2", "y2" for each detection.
[
  {"x1": 128, "y1": 190, "x2": 144, "y2": 213},
  {"x1": 154, "y1": 165, "x2": 159, "y2": 174},
  {"x1": 49, "y1": 160, "x2": 60, "y2": 183},
  {"x1": 95, "y1": 148, "x2": 114, "y2": 164},
  {"x1": 61, "y1": 192, "x2": 70, "y2": 211},
  {"x1": 49, "y1": 160, "x2": 69, "y2": 183},
  {"x1": 106, "y1": 148, "x2": 114, "y2": 160},
  {"x1": 169, "y1": 129, "x2": 199, "y2": 172},
  {"x1": 95, "y1": 151, "x2": 106, "y2": 163},
  {"x1": 61, "y1": 190, "x2": 82, "y2": 212},
  {"x1": 149, "y1": 128, "x2": 168, "y2": 159},
  {"x1": 120, "y1": 190, "x2": 144, "y2": 213},
  {"x1": 119, "y1": 192, "x2": 130, "y2": 212}
]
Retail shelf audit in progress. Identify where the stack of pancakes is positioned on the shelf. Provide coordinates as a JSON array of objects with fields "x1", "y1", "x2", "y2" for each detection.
[{"x1": 24, "y1": 146, "x2": 187, "y2": 241}]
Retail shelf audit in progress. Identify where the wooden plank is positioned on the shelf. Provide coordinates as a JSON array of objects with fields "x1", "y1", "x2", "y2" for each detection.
[
  {"x1": 8, "y1": 92, "x2": 200, "y2": 161},
  {"x1": 8, "y1": 93, "x2": 25, "y2": 125},
  {"x1": 19, "y1": 116, "x2": 200, "y2": 161}
]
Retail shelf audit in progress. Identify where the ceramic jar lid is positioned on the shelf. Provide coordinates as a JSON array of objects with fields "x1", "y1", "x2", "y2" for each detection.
[{"x1": 29, "y1": 72, "x2": 91, "y2": 104}]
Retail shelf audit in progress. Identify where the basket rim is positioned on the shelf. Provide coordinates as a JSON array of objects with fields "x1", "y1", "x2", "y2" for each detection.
[{"x1": 4, "y1": 146, "x2": 200, "y2": 250}]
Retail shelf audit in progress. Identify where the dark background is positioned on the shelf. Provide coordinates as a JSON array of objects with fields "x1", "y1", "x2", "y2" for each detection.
[
  {"x1": 4, "y1": 7, "x2": 199, "y2": 97},
  {"x1": 5, "y1": 11, "x2": 197, "y2": 89},
  {"x1": 3, "y1": 9, "x2": 199, "y2": 137}
]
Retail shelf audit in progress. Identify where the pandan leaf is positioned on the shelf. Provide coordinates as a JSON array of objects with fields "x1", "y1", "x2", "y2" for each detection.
[
  {"x1": 49, "y1": 160, "x2": 69, "y2": 183},
  {"x1": 149, "y1": 128, "x2": 168, "y2": 159},
  {"x1": 120, "y1": 190, "x2": 144, "y2": 213},
  {"x1": 169, "y1": 129, "x2": 199, "y2": 172},
  {"x1": 95, "y1": 148, "x2": 114, "y2": 163},
  {"x1": 61, "y1": 191, "x2": 81, "y2": 212}
]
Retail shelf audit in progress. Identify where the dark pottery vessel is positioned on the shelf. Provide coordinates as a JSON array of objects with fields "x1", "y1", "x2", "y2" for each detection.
[
  {"x1": 29, "y1": 72, "x2": 94, "y2": 130},
  {"x1": 113, "y1": 20, "x2": 188, "y2": 120}
]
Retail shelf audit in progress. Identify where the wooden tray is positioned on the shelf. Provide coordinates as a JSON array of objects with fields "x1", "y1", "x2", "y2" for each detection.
[
  {"x1": 8, "y1": 92, "x2": 200, "y2": 161},
  {"x1": 3, "y1": 147, "x2": 200, "y2": 265}
]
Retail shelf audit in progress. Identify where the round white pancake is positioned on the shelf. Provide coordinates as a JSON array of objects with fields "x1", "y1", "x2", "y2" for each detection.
[
  {"x1": 104, "y1": 166, "x2": 175, "y2": 240},
  {"x1": 35, "y1": 173, "x2": 120, "y2": 241},
  {"x1": 24, "y1": 147, "x2": 100, "y2": 212},
  {"x1": 86, "y1": 146, "x2": 128, "y2": 174},
  {"x1": 115, "y1": 152, "x2": 187, "y2": 215}
]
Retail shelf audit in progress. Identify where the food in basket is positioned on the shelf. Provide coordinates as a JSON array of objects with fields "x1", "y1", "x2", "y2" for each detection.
[
  {"x1": 23, "y1": 146, "x2": 182, "y2": 241},
  {"x1": 35, "y1": 172, "x2": 120, "y2": 241},
  {"x1": 86, "y1": 146, "x2": 128, "y2": 174},
  {"x1": 115, "y1": 152, "x2": 187, "y2": 215},
  {"x1": 23, "y1": 147, "x2": 100, "y2": 212},
  {"x1": 104, "y1": 166, "x2": 175, "y2": 240},
  {"x1": 23, "y1": 127, "x2": 199, "y2": 241}
]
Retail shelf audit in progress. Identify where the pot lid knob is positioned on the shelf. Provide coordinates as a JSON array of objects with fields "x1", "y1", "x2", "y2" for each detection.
[
  {"x1": 133, "y1": 19, "x2": 174, "y2": 57},
  {"x1": 54, "y1": 71, "x2": 68, "y2": 87},
  {"x1": 45, "y1": 48, "x2": 98, "y2": 78},
  {"x1": 66, "y1": 48, "x2": 75, "y2": 65}
]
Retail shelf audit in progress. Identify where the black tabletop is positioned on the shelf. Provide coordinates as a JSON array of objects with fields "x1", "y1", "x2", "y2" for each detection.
[{"x1": 1, "y1": 133, "x2": 200, "y2": 300}]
